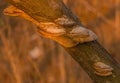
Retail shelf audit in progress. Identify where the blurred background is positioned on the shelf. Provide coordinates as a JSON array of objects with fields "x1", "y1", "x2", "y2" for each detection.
[{"x1": 0, "y1": 0, "x2": 119, "y2": 83}]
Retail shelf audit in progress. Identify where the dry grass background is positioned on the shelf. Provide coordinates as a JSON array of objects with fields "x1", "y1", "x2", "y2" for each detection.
[{"x1": 0, "y1": 0, "x2": 119, "y2": 83}]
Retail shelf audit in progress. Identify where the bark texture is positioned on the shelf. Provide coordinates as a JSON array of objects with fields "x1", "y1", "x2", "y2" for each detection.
[{"x1": 4, "y1": 0, "x2": 120, "y2": 83}]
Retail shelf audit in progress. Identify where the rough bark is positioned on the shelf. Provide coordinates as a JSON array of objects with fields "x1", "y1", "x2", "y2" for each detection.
[{"x1": 4, "y1": 0, "x2": 120, "y2": 83}]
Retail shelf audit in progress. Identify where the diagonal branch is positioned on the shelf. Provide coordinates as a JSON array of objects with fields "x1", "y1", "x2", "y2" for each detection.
[{"x1": 4, "y1": 0, "x2": 120, "y2": 83}]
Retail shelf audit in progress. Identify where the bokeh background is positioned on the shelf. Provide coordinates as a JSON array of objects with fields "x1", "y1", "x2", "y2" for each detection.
[{"x1": 0, "y1": 0, "x2": 119, "y2": 83}]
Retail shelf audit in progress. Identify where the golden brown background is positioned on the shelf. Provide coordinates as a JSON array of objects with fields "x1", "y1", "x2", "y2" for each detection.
[{"x1": 0, "y1": 0, "x2": 119, "y2": 83}]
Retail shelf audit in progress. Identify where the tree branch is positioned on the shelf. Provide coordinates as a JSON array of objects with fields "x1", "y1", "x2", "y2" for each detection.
[
  {"x1": 4, "y1": 0, "x2": 120, "y2": 83},
  {"x1": 66, "y1": 41, "x2": 120, "y2": 83}
]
